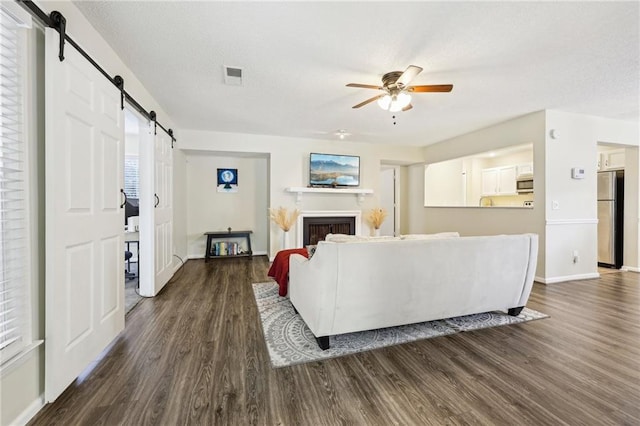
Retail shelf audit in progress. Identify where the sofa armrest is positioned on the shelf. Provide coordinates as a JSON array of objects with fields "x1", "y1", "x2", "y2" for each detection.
[
  {"x1": 516, "y1": 233, "x2": 539, "y2": 306},
  {"x1": 289, "y1": 253, "x2": 307, "y2": 266},
  {"x1": 289, "y1": 243, "x2": 338, "y2": 337}
]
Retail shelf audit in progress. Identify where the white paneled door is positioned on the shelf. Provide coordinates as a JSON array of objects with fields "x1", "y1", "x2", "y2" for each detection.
[
  {"x1": 153, "y1": 129, "x2": 173, "y2": 293},
  {"x1": 380, "y1": 167, "x2": 396, "y2": 236},
  {"x1": 44, "y1": 29, "x2": 125, "y2": 402}
]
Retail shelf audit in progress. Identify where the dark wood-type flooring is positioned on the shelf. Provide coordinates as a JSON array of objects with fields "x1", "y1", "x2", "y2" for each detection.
[{"x1": 29, "y1": 258, "x2": 640, "y2": 425}]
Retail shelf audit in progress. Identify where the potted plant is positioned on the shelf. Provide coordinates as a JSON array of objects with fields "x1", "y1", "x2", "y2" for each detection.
[
  {"x1": 366, "y1": 208, "x2": 387, "y2": 236},
  {"x1": 269, "y1": 207, "x2": 300, "y2": 249}
]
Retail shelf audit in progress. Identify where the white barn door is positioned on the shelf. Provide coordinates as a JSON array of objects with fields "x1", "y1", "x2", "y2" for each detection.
[
  {"x1": 44, "y1": 28, "x2": 124, "y2": 402},
  {"x1": 153, "y1": 129, "x2": 173, "y2": 293}
]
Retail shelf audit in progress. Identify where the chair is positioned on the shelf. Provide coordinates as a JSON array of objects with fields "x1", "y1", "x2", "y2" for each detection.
[
  {"x1": 125, "y1": 250, "x2": 136, "y2": 280},
  {"x1": 127, "y1": 215, "x2": 139, "y2": 232}
]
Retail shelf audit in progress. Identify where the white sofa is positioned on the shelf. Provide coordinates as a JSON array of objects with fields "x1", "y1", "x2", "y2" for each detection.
[{"x1": 289, "y1": 233, "x2": 538, "y2": 350}]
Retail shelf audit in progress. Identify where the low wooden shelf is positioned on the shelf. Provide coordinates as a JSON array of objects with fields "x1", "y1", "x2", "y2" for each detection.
[{"x1": 205, "y1": 230, "x2": 253, "y2": 261}]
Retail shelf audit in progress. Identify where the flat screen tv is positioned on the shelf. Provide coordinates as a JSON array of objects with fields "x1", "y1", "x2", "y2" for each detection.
[{"x1": 309, "y1": 153, "x2": 360, "y2": 187}]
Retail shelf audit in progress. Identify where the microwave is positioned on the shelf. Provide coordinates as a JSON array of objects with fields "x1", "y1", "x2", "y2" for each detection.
[{"x1": 516, "y1": 176, "x2": 534, "y2": 193}]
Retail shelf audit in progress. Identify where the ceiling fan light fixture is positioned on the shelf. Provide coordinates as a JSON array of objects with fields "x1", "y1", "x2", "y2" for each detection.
[
  {"x1": 396, "y1": 92, "x2": 412, "y2": 109},
  {"x1": 334, "y1": 129, "x2": 351, "y2": 140},
  {"x1": 377, "y1": 94, "x2": 392, "y2": 110},
  {"x1": 378, "y1": 92, "x2": 411, "y2": 112}
]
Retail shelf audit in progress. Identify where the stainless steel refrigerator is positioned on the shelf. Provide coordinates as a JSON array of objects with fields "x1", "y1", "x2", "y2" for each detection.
[{"x1": 597, "y1": 170, "x2": 624, "y2": 268}]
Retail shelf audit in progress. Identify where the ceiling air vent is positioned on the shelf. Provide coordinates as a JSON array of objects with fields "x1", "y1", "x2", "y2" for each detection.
[{"x1": 224, "y1": 66, "x2": 243, "y2": 86}]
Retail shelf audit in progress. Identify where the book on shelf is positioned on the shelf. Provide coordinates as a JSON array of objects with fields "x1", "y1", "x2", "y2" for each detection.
[{"x1": 212, "y1": 241, "x2": 242, "y2": 256}]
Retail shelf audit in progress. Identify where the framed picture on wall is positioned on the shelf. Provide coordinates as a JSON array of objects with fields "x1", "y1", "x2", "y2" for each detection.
[{"x1": 217, "y1": 168, "x2": 238, "y2": 193}]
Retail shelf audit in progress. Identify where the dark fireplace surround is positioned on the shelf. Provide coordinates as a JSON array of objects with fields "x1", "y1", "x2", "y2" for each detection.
[{"x1": 303, "y1": 216, "x2": 356, "y2": 246}]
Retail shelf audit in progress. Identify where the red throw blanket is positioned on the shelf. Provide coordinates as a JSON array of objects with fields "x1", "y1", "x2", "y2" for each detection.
[{"x1": 268, "y1": 248, "x2": 309, "y2": 296}]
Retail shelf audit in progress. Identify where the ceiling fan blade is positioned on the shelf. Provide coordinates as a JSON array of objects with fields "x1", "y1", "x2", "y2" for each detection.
[
  {"x1": 396, "y1": 65, "x2": 423, "y2": 88},
  {"x1": 346, "y1": 83, "x2": 383, "y2": 90},
  {"x1": 352, "y1": 95, "x2": 384, "y2": 109},
  {"x1": 408, "y1": 84, "x2": 454, "y2": 93},
  {"x1": 402, "y1": 104, "x2": 413, "y2": 112}
]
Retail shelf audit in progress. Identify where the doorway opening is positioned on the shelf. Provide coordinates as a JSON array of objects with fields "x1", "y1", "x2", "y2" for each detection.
[
  {"x1": 597, "y1": 144, "x2": 626, "y2": 271},
  {"x1": 379, "y1": 166, "x2": 398, "y2": 236},
  {"x1": 123, "y1": 108, "x2": 145, "y2": 313}
]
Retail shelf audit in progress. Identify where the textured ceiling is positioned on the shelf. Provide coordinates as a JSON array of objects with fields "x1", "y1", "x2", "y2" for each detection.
[{"x1": 73, "y1": 1, "x2": 639, "y2": 146}]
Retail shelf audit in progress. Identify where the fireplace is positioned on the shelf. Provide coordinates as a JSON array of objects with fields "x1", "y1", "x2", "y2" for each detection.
[
  {"x1": 295, "y1": 211, "x2": 362, "y2": 247},
  {"x1": 303, "y1": 217, "x2": 355, "y2": 246}
]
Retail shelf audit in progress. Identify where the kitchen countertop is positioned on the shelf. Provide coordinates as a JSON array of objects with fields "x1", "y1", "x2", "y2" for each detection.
[{"x1": 426, "y1": 206, "x2": 534, "y2": 209}]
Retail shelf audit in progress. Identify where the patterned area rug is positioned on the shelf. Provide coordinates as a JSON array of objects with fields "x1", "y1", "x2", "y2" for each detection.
[{"x1": 253, "y1": 282, "x2": 548, "y2": 368}]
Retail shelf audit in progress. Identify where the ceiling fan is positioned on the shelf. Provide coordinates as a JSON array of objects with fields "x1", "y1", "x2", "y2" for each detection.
[{"x1": 346, "y1": 65, "x2": 453, "y2": 112}]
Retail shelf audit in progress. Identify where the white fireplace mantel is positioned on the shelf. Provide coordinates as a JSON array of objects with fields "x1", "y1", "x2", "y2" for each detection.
[{"x1": 285, "y1": 187, "x2": 373, "y2": 205}]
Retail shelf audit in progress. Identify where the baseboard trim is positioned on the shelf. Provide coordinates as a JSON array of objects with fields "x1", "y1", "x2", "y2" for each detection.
[
  {"x1": 11, "y1": 395, "x2": 44, "y2": 426},
  {"x1": 535, "y1": 272, "x2": 600, "y2": 284},
  {"x1": 622, "y1": 266, "x2": 640, "y2": 273}
]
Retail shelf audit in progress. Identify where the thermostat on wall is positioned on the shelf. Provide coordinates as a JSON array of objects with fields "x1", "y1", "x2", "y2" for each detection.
[{"x1": 571, "y1": 167, "x2": 585, "y2": 179}]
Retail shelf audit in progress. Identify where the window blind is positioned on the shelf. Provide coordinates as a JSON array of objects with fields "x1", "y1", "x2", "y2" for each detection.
[
  {"x1": 124, "y1": 155, "x2": 139, "y2": 199},
  {"x1": 0, "y1": 7, "x2": 28, "y2": 362}
]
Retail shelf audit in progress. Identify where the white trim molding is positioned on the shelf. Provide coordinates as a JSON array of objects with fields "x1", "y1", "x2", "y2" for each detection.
[
  {"x1": 2, "y1": 1, "x2": 33, "y2": 28},
  {"x1": 545, "y1": 219, "x2": 598, "y2": 225},
  {"x1": 11, "y1": 395, "x2": 44, "y2": 426},
  {"x1": 535, "y1": 272, "x2": 600, "y2": 284},
  {"x1": 0, "y1": 340, "x2": 43, "y2": 377},
  {"x1": 621, "y1": 266, "x2": 640, "y2": 273},
  {"x1": 285, "y1": 187, "x2": 373, "y2": 205}
]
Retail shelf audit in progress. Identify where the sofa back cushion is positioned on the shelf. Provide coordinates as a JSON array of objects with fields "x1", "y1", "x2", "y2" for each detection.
[
  {"x1": 400, "y1": 232, "x2": 460, "y2": 240},
  {"x1": 324, "y1": 234, "x2": 399, "y2": 243}
]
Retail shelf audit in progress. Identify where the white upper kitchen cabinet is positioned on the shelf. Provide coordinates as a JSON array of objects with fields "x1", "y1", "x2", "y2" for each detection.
[
  {"x1": 602, "y1": 149, "x2": 624, "y2": 170},
  {"x1": 516, "y1": 162, "x2": 534, "y2": 177},
  {"x1": 598, "y1": 149, "x2": 625, "y2": 171},
  {"x1": 481, "y1": 169, "x2": 499, "y2": 195},
  {"x1": 482, "y1": 166, "x2": 517, "y2": 196}
]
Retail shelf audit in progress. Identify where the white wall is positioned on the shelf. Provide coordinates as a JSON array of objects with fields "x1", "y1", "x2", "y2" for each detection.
[
  {"x1": 407, "y1": 163, "x2": 429, "y2": 234},
  {"x1": 424, "y1": 159, "x2": 465, "y2": 206},
  {"x1": 544, "y1": 111, "x2": 639, "y2": 279},
  {"x1": 422, "y1": 112, "x2": 545, "y2": 164},
  {"x1": 544, "y1": 110, "x2": 600, "y2": 281},
  {"x1": 185, "y1": 153, "x2": 268, "y2": 258},
  {"x1": 624, "y1": 147, "x2": 639, "y2": 271},
  {"x1": 173, "y1": 148, "x2": 188, "y2": 263},
  {"x1": 485, "y1": 148, "x2": 533, "y2": 169},
  {"x1": 0, "y1": 1, "x2": 182, "y2": 425},
  {"x1": 177, "y1": 130, "x2": 423, "y2": 257},
  {"x1": 398, "y1": 165, "x2": 410, "y2": 235}
]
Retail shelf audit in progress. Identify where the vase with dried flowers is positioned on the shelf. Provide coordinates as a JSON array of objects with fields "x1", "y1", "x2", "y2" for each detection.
[
  {"x1": 366, "y1": 208, "x2": 387, "y2": 236},
  {"x1": 269, "y1": 207, "x2": 300, "y2": 249}
]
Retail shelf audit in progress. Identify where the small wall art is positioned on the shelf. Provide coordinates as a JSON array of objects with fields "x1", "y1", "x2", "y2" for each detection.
[{"x1": 217, "y1": 168, "x2": 238, "y2": 193}]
